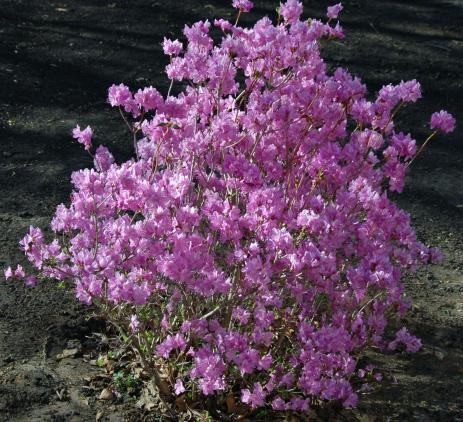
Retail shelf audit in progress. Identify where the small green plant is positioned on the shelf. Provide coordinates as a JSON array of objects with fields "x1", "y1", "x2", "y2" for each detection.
[
  {"x1": 113, "y1": 370, "x2": 141, "y2": 394},
  {"x1": 95, "y1": 355, "x2": 106, "y2": 367}
]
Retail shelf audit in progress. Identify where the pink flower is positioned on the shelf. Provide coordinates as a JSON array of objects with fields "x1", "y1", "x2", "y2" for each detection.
[
  {"x1": 108, "y1": 83, "x2": 132, "y2": 107},
  {"x1": 156, "y1": 334, "x2": 187, "y2": 358},
  {"x1": 398, "y1": 79, "x2": 421, "y2": 103},
  {"x1": 183, "y1": 21, "x2": 212, "y2": 50},
  {"x1": 161, "y1": 314, "x2": 169, "y2": 329},
  {"x1": 214, "y1": 19, "x2": 233, "y2": 31},
  {"x1": 241, "y1": 383, "x2": 266, "y2": 408},
  {"x1": 327, "y1": 3, "x2": 343, "y2": 19},
  {"x1": 72, "y1": 125, "x2": 93, "y2": 151},
  {"x1": 288, "y1": 397, "x2": 310, "y2": 411},
  {"x1": 280, "y1": 0, "x2": 303, "y2": 24},
  {"x1": 272, "y1": 397, "x2": 286, "y2": 410},
  {"x1": 429, "y1": 247, "x2": 443, "y2": 264},
  {"x1": 430, "y1": 110, "x2": 456, "y2": 133},
  {"x1": 388, "y1": 327, "x2": 422, "y2": 353},
  {"x1": 134, "y1": 86, "x2": 163, "y2": 111},
  {"x1": 343, "y1": 393, "x2": 358, "y2": 408},
  {"x1": 174, "y1": 378, "x2": 185, "y2": 395},
  {"x1": 4, "y1": 266, "x2": 13, "y2": 280},
  {"x1": 129, "y1": 314, "x2": 140, "y2": 333},
  {"x1": 232, "y1": 307, "x2": 250, "y2": 324},
  {"x1": 351, "y1": 99, "x2": 374, "y2": 125},
  {"x1": 14, "y1": 265, "x2": 25, "y2": 279},
  {"x1": 94, "y1": 145, "x2": 114, "y2": 172},
  {"x1": 232, "y1": 0, "x2": 253, "y2": 12},
  {"x1": 108, "y1": 83, "x2": 139, "y2": 116},
  {"x1": 258, "y1": 354, "x2": 273, "y2": 370},
  {"x1": 25, "y1": 276, "x2": 38, "y2": 287},
  {"x1": 162, "y1": 38, "x2": 183, "y2": 56}
]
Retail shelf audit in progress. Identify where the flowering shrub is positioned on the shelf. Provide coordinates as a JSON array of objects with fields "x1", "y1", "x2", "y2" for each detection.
[{"x1": 5, "y1": 0, "x2": 455, "y2": 416}]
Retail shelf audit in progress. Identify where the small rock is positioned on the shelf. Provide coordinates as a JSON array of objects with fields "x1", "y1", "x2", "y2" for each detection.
[
  {"x1": 99, "y1": 388, "x2": 113, "y2": 401},
  {"x1": 56, "y1": 348, "x2": 80, "y2": 360}
]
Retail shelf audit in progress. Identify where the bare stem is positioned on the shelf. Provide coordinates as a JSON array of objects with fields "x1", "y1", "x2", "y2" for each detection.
[
  {"x1": 407, "y1": 130, "x2": 438, "y2": 167},
  {"x1": 234, "y1": 10, "x2": 242, "y2": 26},
  {"x1": 167, "y1": 78, "x2": 174, "y2": 97}
]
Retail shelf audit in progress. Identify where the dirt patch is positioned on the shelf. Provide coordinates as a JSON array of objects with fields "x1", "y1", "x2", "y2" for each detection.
[{"x1": 1, "y1": 0, "x2": 462, "y2": 420}]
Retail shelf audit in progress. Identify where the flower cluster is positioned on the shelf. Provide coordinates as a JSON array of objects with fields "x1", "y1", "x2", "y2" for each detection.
[
  {"x1": 430, "y1": 110, "x2": 456, "y2": 134},
  {"x1": 6, "y1": 0, "x2": 455, "y2": 415},
  {"x1": 72, "y1": 124, "x2": 93, "y2": 151}
]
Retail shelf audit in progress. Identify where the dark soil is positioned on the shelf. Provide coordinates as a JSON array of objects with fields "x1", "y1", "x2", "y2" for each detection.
[{"x1": 1, "y1": 0, "x2": 462, "y2": 420}]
